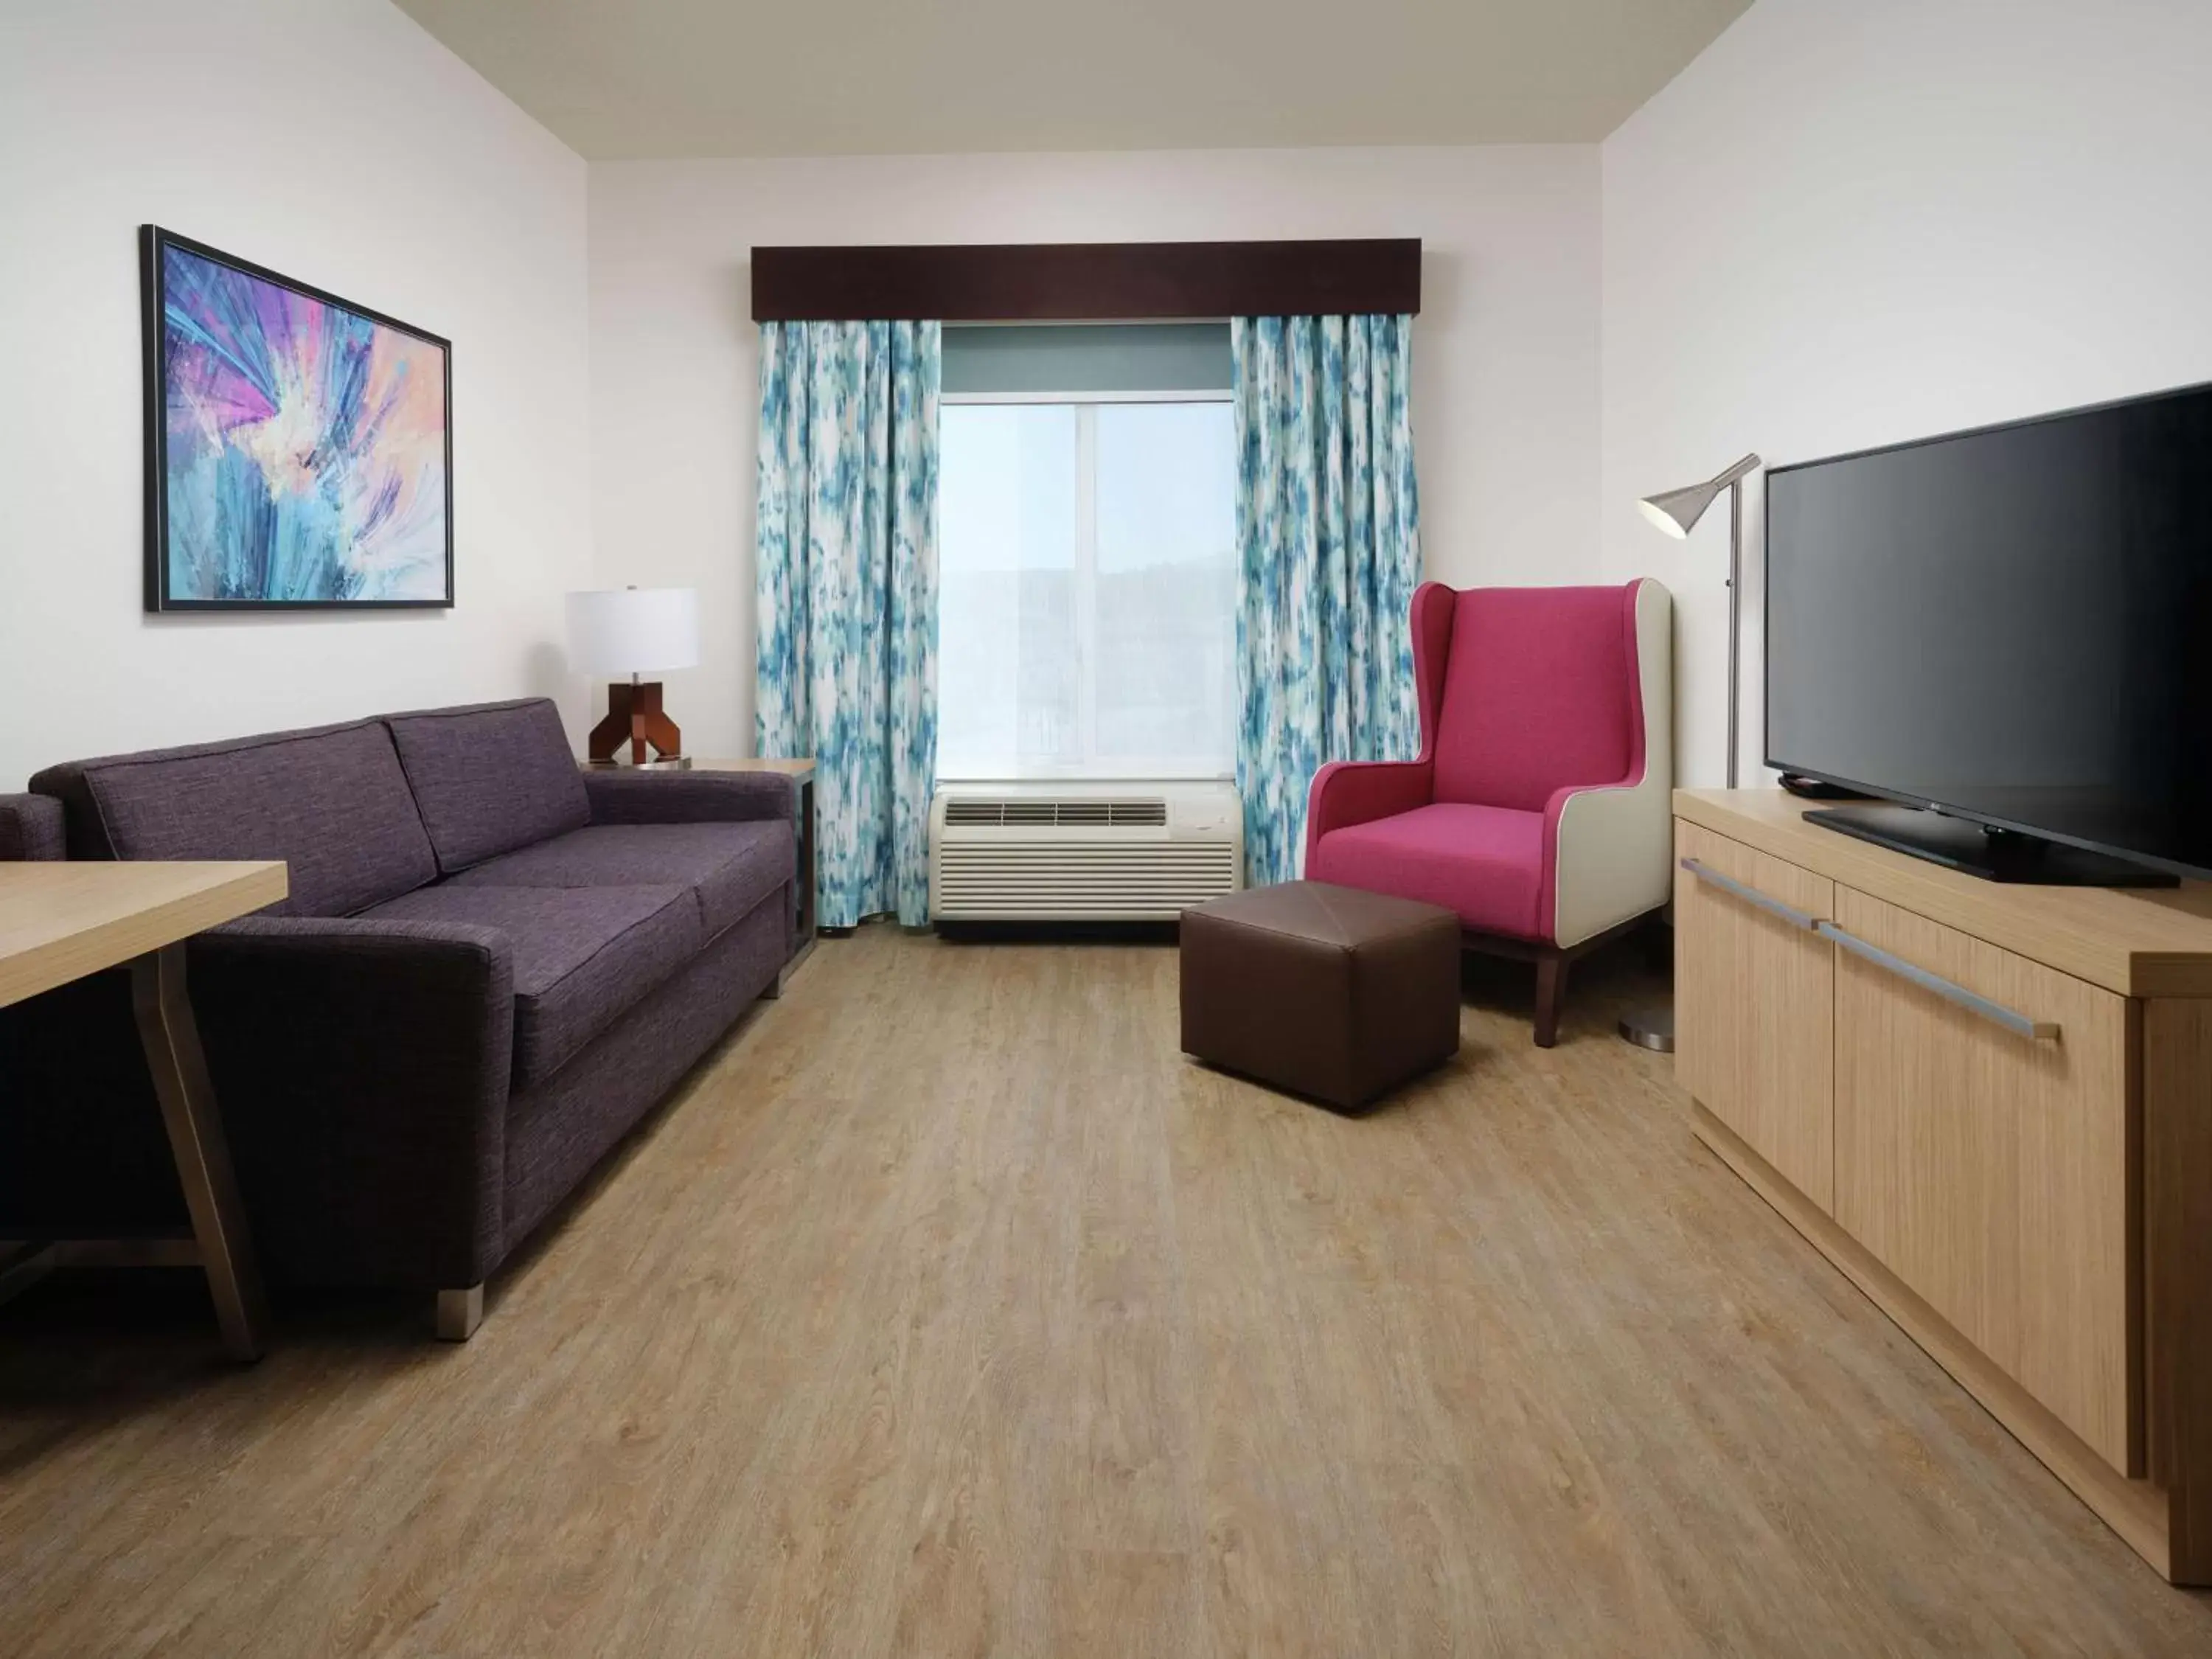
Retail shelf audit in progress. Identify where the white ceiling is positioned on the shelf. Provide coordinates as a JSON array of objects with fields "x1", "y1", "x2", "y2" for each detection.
[{"x1": 394, "y1": 0, "x2": 1751, "y2": 161}]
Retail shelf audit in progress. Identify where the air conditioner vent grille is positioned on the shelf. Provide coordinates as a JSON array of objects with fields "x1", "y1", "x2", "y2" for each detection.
[
  {"x1": 942, "y1": 797, "x2": 1169, "y2": 828},
  {"x1": 931, "y1": 785, "x2": 1240, "y2": 922},
  {"x1": 934, "y1": 843, "x2": 1238, "y2": 919}
]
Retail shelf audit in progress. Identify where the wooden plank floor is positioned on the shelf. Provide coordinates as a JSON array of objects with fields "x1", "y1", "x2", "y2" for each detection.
[{"x1": 5, "y1": 924, "x2": 2212, "y2": 1655}]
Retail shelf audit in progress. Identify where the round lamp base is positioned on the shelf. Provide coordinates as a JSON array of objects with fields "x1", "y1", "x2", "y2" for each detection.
[{"x1": 1618, "y1": 1004, "x2": 1675, "y2": 1054}]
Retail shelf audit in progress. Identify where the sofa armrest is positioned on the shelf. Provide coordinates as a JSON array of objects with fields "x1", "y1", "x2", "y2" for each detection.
[
  {"x1": 0, "y1": 793, "x2": 65, "y2": 860},
  {"x1": 584, "y1": 769, "x2": 794, "y2": 826},
  {"x1": 186, "y1": 915, "x2": 518, "y2": 1288},
  {"x1": 1302, "y1": 759, "x2": 1434, "y2": 872}
]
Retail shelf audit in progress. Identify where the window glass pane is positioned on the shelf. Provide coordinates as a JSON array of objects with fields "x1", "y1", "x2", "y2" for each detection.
[
  {"x1": 937, "y1": 397, "x2": 1237, "y2": 780},
  {"x1": 1093, "y1": 402, "x2": 1237, "y2": 771},
  {"x1": 938, "y1": 404, "x2": 1079, "y2": 775}
]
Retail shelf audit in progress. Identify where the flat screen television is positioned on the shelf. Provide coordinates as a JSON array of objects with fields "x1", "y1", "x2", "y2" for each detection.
[{"x1": 1764, "y1": 380, "x2": 2212, "y2": 886}]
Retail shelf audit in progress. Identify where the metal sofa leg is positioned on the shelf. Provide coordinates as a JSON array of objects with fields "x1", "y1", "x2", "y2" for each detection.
[{"x1": 435, "y1": 1283, "x2": 484, "y2": 1341}]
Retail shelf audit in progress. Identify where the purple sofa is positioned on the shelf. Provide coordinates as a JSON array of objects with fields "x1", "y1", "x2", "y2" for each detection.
[{"x1": 0, "y1": 699, "x2": 793, "y2": 1338}]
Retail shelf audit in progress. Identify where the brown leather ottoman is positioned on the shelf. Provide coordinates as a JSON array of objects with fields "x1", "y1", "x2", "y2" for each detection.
[{"x1": 1180, "y1": 880, "x2": 1461, "y2": 1110}]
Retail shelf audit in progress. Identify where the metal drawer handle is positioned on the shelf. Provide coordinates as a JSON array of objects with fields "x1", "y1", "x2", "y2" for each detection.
[
  {"x1": 1816, "y1": 921, "x2": 2060, "y2": 1043},
  {"x1": 1680, "y1": 857, "x2": 1819, "y2": 933}
]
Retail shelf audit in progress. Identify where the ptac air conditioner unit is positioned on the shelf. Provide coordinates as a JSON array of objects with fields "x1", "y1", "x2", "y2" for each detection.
[{"x1": 929, "y1": 782, "x2": 1245, "y2": 922}]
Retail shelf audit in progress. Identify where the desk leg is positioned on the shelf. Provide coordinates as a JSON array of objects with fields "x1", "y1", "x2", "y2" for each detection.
[{"x1": 131, "y1": 944, "x2": 268, "y2": 1362}]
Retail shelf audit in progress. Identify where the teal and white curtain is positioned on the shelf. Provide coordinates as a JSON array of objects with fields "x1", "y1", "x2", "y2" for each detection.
[
  {"x1": 1232, "y1": 314, "x2": 1421, "y2": 887},
  {"x1": 756, "y1": 321, "x2": 941, "y2": 927}
]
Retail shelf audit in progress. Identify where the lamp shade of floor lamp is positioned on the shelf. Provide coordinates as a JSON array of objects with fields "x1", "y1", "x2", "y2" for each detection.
[
  {"x1": 1618, "y1": 452, "x2": 1761, "y2": 1054},
  {"x1": 568, "y1": 586, "x2": 700, "y2": 765}
]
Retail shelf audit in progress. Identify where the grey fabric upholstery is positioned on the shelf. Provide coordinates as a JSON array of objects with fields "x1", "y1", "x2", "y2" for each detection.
[
  {"x1": 365, "y1": 882, "x2": 701, "y2": 1087},
  {"x1": 451, "y1": 820, "x2": 792, "y2": 938},
  {"x1": 385, "y1": 700, "x2": 591, "y2": 874},
  {"x1": 583, "y1": 768, "x2": 794, "y2": 826},
  {"x1": 0, "y1": 793, "x2": 65, "y2": 860},
  {"x1": 29, "y1": 721, "x2": 436, "y2": 917}
]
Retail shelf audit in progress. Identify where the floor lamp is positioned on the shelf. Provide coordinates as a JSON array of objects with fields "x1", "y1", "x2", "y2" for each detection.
[{"x1": 1618, "y1": 451, "x2": 1761, "y2": 1054}]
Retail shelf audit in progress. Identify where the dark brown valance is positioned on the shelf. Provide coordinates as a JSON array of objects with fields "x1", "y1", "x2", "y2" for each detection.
[{"x1": 749, "y1": 239, "x2": 1421, "y2": 324}]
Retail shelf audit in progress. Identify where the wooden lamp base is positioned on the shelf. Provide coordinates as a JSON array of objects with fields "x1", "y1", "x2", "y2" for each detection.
[{"x1": 588, "y1": 680, "x2": 682, "y2": 765}]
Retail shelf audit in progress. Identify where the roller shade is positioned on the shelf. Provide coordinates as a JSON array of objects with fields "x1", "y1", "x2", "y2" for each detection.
[{"x1": 942, "y1": 324, "x2": 1231, "y2": 396}]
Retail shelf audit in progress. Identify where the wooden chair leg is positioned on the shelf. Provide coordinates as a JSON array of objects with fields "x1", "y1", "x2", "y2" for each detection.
[{"x1": 1534, "y1": 954, "x2": 1569, "y2": 1048}]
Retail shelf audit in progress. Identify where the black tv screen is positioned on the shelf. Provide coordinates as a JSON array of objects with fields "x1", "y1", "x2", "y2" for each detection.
[{"x1": 1764, "y1": 380, "x2": 2212, "y2": 880}]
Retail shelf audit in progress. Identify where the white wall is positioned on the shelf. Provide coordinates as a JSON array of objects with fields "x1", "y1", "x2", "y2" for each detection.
[
  {"x1": 0, "y1": 0, "x2": 590, "y2": 789},
  {"x1": 18, "y1": 0, "x2": 2202, "y2": 802},
  {"x1": 588, "y1": 147, "x2": 1601, "y2": 758},
  {"x1": 1602, "y1": 0, "x2": 2212, "y2": 786}
]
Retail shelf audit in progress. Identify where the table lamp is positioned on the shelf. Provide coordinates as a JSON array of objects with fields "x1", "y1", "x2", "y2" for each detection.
[{"x1": 567, "y1": 586, "x2": 700, "y2": 766}]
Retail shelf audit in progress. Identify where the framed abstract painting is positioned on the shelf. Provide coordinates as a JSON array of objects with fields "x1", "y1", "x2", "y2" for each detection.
[{"x1": 141, "y1": 226, "x2": 453, "y2": 611}]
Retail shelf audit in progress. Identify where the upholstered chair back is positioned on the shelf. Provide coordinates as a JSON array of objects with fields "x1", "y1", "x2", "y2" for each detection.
[{"x1": 1422, "y1": 584, "x2": 1645, "y2": 813}]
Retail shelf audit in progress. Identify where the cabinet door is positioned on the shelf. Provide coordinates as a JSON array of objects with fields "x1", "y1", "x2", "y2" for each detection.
[
  {"x1": 1830, "y1": 885, "x2": 2135, "y2": 1473},
  {"x1": 1676, "y1": 823, "x2": 1837, "y2": 1210}
]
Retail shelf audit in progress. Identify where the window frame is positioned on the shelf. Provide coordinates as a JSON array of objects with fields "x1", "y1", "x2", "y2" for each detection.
[{"x1": 936, "y1": 387, "x2": 1238, "y2": 784}]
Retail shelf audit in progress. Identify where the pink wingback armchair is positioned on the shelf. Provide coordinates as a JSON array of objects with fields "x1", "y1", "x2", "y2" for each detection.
[{"x1": 1304, "y1": 579, "x2": 1673, "y2": 1046}]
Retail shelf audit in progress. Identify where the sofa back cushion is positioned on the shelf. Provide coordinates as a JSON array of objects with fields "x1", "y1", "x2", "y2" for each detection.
[
  {"x1": 32, "y1": 720, "x2": 437, "y2": 917},
  {"x1": 383, "y1": 700, "x2": 589, "y2": 874}
]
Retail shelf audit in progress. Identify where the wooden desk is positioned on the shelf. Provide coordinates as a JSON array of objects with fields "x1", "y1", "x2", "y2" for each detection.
[{"x1": 0, "y1": 860, "x2": 288, "y2": 1360}]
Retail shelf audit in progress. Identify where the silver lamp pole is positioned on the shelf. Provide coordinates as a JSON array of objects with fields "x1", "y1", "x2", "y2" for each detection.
[{"x1": 1618, "y1": 452, "x2": 1761, "y2": 1052}]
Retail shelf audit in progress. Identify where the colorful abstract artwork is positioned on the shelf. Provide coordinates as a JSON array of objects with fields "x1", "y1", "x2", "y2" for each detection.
[{"x1": 144, "y1": 228, "x2": 452, "y2": 609}]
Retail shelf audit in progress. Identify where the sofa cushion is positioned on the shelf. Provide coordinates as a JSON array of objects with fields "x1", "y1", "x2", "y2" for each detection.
[
  {"x1": 383, "y1": 700, "x2": 591, "y2": 874},
  {"x1": 447, "y1": 821, "x2": 793, "y2": 938},
  {"x1": 1310, "y1": 801, "x2": 1547, "y2": 940},
  {"x1": 363, "y1": 883, "x2": 701, "y2": 1086},
  {"x1": 37, "y1": 721, "x2": 436, "y2": 917}
]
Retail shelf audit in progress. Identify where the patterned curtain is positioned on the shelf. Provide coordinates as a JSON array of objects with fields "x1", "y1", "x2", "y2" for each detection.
[
  {"x1": 755, "y1": 321, "x2": 941, "y2": 927},
  {"x1": 1232, "y1": 314, "x2": 1421, "y2": 887}
]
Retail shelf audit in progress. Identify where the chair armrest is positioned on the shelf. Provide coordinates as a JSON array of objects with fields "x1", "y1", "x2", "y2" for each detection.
[
  {"x1": 1303, "y1": 759, "x2": 1433, "y2": 872},
  {"x1": 186, "y1": 915, "x2": 518, "y2": 1288},
  {"x1": 0, "y1": 793, "x2": 64, "y2": 860},
  {"x1": 585, "y1": 769, "x2": 795, "y2": 826},
  {"x1": 1543, "y1": 777, "x2": 1672, "y2": 949}
]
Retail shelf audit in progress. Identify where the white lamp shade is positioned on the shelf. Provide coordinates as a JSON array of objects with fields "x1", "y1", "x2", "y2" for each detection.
[{"x1": 566, "y1": 588, "x2": 700, "y2": 676}]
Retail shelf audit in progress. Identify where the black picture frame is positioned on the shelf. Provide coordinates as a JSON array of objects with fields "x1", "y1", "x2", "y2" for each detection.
[{"x1": 141, "y1": 224, "x2": 455, "y2": 612}]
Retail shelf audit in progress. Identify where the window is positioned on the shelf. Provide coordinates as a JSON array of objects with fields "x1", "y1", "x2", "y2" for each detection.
[
  {"x1": 938, "y1": 398, "x2": 1236, "y2": 779},
  {"x1": 937, "y1": 326, "x2": 1237, "y2": 781}
]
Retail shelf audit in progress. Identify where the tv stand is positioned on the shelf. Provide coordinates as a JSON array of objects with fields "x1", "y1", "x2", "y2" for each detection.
[
  {"x1": 1806, "y1": 801, "x2": 2177, "y2": 888},
  {"x1": 1674, "y1": 788, "x2": 2212, "y2": 1583}
]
